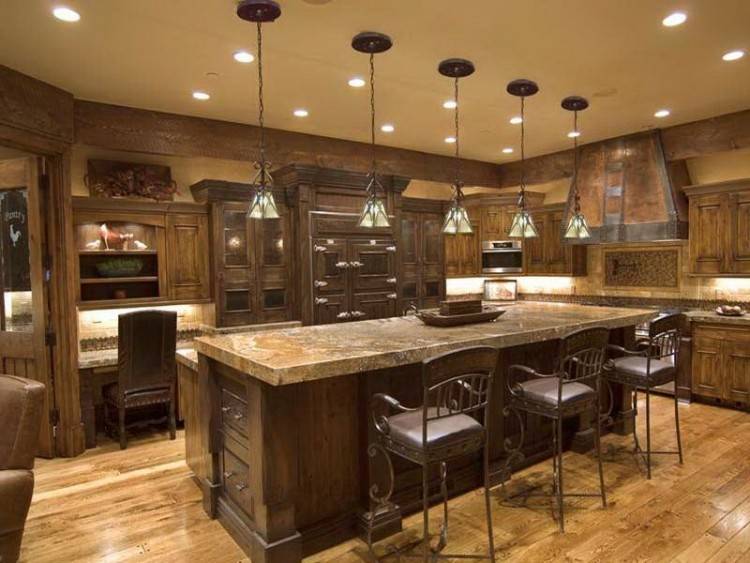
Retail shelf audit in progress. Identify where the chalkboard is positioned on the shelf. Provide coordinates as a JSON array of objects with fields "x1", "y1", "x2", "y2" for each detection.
[{"x1": 0, "y1": 188, "x2": 31, "y2": 292}]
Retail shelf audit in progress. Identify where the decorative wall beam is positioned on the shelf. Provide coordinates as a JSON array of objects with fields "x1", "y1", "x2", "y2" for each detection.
[{"x1": 74, "y1": 101, "x2": 502, "y2": 188}]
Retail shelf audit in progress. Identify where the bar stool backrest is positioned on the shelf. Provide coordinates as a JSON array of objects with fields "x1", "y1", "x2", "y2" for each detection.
[
  {"x1": 647, "y1": 313, "x2": 681, "y2": 363},
  {"x1": 557, "y1": 327, "x2": 609, "y2": 400},
  {"x1": 421, "y1": 346, "x2": 498, "y2": 424}
]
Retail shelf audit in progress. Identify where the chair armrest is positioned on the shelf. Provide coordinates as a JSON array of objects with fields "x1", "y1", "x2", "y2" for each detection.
[
  {"x1": 370, "y1": 393, "x2": 417, "y2": 437},
  {"x1": 606, "y1": 344, "x2": 646, "y2": 358},
  {"x1": 507, "y1": 364, "x2": 557, "y2": 397}
]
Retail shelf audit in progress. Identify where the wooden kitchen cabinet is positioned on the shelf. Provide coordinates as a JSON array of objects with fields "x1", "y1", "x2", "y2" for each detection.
[
  {"x1": 524, "y1": 204, "x2": 587, "y2": 276},
  {"x1": 166, "y1": 213, "x2": 210, "y2": 301},
  {"x1": 692, "y1": 323, "x2": 750, "y2": 406},
  {"x1": 444, "y1": 218, "x2": 480, "y2": 277},
  {"x1": 686, "y1": 179, "x2": 750, "y2": 275},
  {"x1": 400, "y1": 199, "x2": 445, "y2": 312}
]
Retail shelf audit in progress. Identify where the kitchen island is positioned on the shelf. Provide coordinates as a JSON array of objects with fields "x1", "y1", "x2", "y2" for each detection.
[{"x1": 193, "y1": 302, "x2": 656, "y2": 562}]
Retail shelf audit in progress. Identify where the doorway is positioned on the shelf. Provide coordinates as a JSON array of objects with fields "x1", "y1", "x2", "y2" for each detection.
[{"x1": 0, "y1": 149, "x2": 55, "y2": 457}]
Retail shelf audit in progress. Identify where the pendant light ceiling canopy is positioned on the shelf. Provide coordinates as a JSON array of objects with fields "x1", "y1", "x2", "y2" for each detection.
[
  {"x1": 353, "y1": 31, "x2": 393, "y2": 229},
  {"x1": 561, "y1": 95, "x2": 592, "y2": 240},
  {"x1": 238, "y1": 0, "x2": 281, "y2": 220},
  {"x1": 507, "y1": 78, "x2": 539, "y2": 239},
  {"x1": 439, "y1": 58, "x2": 475, "y2": 235}
]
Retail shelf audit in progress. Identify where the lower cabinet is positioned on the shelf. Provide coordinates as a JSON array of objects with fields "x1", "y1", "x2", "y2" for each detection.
[{"x1": 692, "y1": 323, "x2": 750, "y2": 405}]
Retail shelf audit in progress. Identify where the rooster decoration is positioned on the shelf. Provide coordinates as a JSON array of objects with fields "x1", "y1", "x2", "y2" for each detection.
[
  {"x1": 99, "y1": 224, "x2": 134, "y2": 250},
  {"x1": 9, "y1": 224, "x2": 21, "y2": 247}
]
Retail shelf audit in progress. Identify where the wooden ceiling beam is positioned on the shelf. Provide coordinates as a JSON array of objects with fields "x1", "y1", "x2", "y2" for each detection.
[
  {"x1": 659, "y1": 108, "x2": 750, "y2": 161},
  {"x1": 73, "y1": 100, "x2": 502, "y2": 188}
]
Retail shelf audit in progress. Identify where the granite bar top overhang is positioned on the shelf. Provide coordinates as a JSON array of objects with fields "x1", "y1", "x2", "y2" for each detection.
[{"x1": 194, "y1": 302, "x2": 657, "y2": 386}]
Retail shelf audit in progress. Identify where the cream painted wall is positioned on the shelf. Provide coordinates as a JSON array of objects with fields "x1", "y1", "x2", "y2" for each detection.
[{"x1": 686, "y1": 147, "x2": 750, "y2": 185}]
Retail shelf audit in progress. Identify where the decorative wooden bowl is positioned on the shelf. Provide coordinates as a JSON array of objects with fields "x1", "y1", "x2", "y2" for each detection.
[
  {"x1": 416, "y1": 307, "x2": 506, "y2": 327},
  {"x1": 715, "y1": 305, "x2": 746, "y2": 317}
]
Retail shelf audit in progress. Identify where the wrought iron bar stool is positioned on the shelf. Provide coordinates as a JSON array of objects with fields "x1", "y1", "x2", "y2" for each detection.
[
  {"x1": 365, "y1": 346, "x2": 498, "y2": 562},
  {"x1": 603, "y1": 313, "x2": 683, "y2": 479},
  {"x1": 505, "y1": 327, "x2": 609, "y2": 533}
]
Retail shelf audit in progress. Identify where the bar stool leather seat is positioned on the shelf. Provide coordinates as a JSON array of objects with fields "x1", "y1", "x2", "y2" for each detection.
[
  {"x1": 387, "y1": 408, "x2": 485, "y2": 451},
  {"x1": 609, "y1": 356, "x2": 675, "y2": 386},
  {"x1": 515, "y1": 377, "x2": 595, "y2": 406},
  {"x1": 103, "y1": 383, "x2": 171, "y2": 408}
]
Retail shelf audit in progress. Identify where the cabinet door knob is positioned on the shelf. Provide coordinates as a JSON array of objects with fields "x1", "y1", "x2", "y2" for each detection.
[
  {"x1": 336, "y1": 311, "x2": 352, "y2": 320},
  {"x1": 235, "y1": 483, "x2": 248, "y2": 492},
  {"x1": 223, "y1": 471, "x2": 234, "y2": 479},
  {"x1": 314, "y1": 245, "x2": 328, "y2": 252},
  {"x1": 314, "y1": 280, "x2": 329, "y2": 288},
  {"x1": 233, "y1": 412, "x2": 244, "y2": 420},
  {"x1": 335, "y1": 261, "x2": 350, "y2": 269},
  {"x1": 386, "y1": 245, "x2": 397, "y2": 253},
  {"x1": 315, "y1": 297, "x2": 329, "y2": 305},
  {"x1": 386, "y1": 277, "x2": 397, "y2": 284},
  {"x1": 351, "y1": 310, "x2": 366, "y2": 318},
  {"x1": 349, "y1": 261, "x2": 364, "y2": 268},
  {"x1": 221, "y1": 406, "x2": 231, "y2": 413},
  {"x1": 387, "y1": 293, "x2": 398, "y2": 300}
]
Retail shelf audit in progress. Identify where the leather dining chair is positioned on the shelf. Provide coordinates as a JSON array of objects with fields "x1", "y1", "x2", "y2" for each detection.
[
  {"x1": 0, "y1": 374, "x2": 45, "y2": 563},
  {"x1": 103, "y1": 310, "x2": 177, "y2": 449}
]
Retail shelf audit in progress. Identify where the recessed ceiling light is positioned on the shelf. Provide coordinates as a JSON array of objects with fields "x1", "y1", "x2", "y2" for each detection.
[
  {"x1": 509, "y1": 116, "x2": 523, "y2": 125},
  {"x1": 722, "y1": 50, "x2": 746, "y2": 61},
  {"x1": 654, "y1": 109, "x2": 671, "y2": 118},
  {"x1": 662, "y1": 11, "x2": 687, "y2": 27},
  {"x1": 348, "y1": 77, "x2": 366, "y2": 88},
  {"x1": 192, "y1": 91, "x2": 210, "y2": 101},
  {"x1": 52, "y1": 6, "x2": 80, "y2": 22},
  {"x1": 502, "y1": 147, "x2": 514, "y2": 154},
  {"x1": 443, "y1": 100, "x2": 458, "y2": 109},
  {"x1": 444, "y1": 136, "x2": 456, "y2": 144},
  {"x1": 233, "y1": 50, "x2": 255, "y2": 63},
  {"x1": 381, "y1": 124, "x2": 395, "y2": 133},
  {"x1": 567, "y1": 131, "x2": 581, "y2": 138},
  {"x1": 293, "y1": 109, "x2": 309, "y2": 117}
]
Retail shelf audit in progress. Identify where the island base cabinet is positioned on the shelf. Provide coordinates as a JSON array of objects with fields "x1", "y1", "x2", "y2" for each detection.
[{"x1": 692, "y1": 324, "x2": 750, "y2": 408}]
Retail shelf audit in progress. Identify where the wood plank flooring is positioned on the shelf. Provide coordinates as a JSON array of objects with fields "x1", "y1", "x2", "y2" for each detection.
[{"x1": 20, "y1": 396, "x2": 750, "y2": 562}]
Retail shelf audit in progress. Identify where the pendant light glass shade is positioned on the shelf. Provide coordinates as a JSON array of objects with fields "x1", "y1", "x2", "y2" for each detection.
[
  {"x1": 564, "y1": 211, "x2": 591, "y2": 239},
  {"x1": 358, "y1": 174, "x2": 390, "y2": 227},
  {"x1": 508, "y1": 210, "x2": 539, "y2": 238},
  {"x1": 247, "y1": 162, "x2": 279, "y2": 219},
  {"x1": 442, "y1": 188, "x2": 473, "y2": 234},
  {"x1": 562, "y1": 95, "x2": 591, "y2": 239}
]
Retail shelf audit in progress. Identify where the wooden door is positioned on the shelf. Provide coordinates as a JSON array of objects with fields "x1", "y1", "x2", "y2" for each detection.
[
  {"x1": 689, "y1": 194, "x2": 725, "y2": 274},
  {"x1": 524, "y1": 212, "x2": 547, "y2": 274},
  {"x1": 254, "y1": 209, "x2": 290, "y2": 323},
  {"x1": 350, "y1": 240, "x2": 397, "y2": 292},
  {"x1": 166, "y1": 213, "x2": 210, "y2": 301},
  {"x1": 724, "y1": 332, "x2": 750, "y2": 404},
  {"x1": 545, "y1": 210, "x2": 570, "y2": 273},
  {"x1": 0, "y1": 157, "x2": 54, "y2": 457},
  {"x1": 728, "y1": 190, "x2": 750, "y2": 274},
  {"x1": 214, "y1": 202, "x2": 256, "y2": 327},
  {"x1": 692, "y1": 328, "x2": 724, "y2": 399}
]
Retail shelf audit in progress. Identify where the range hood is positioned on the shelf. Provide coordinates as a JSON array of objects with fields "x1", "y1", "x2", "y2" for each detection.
[{"x1": 564, "y1": 130, "x2": 689, "y2": 243}]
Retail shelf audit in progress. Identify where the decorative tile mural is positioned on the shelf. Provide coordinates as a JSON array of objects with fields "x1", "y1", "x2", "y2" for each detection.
[{"x1": 604, "y1": 248, "x2": 680, "y2": 289}]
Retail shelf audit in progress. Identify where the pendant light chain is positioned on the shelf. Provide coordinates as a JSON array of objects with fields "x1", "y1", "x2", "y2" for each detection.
[
  {"x1": 369, "y1": 52, "x2": 376, "y2": 174},
  {"x1": 454, "y1": 77, "x2": 461, "y2": 187},
  {"x1": 256, "y1": 21, "x2": 266, "y2": 166},
  {"x1": 573, "y1": 110, "x2": 580, "y2": 213},
  {"x1": 519, "y1": 95, "x2": 526, "y2": 209}
]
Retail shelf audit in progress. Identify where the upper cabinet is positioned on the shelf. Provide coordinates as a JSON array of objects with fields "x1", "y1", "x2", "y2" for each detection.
[
  {"x1": 400, "y1": 199, "x2": 445, "y2": 312},
  {"x1": 525, "y1": 205, "x2": 587, "y2": 276},
  {"x1": 73, "y1": 198, "x2": 210, "y2": 309},
  {"x1": 444, "y1": 203, "x2": 480, "y2": 277},
  {"x1": 685, "y1": 179, "x2": 750, "y2": 276}
]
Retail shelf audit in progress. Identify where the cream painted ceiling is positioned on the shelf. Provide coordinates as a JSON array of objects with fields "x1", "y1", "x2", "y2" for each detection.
[{"x1": 2, "y1": 0, "x2": 749, "y2": 163}]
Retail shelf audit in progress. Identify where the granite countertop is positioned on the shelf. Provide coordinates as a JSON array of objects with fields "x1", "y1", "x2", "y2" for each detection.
[
  {"x1": 78, "y1": 347, "x2": 197, "y2": 370},
  {"x1": 194, "y1": 302, "x2": 657, "y2": 387},
  {"x1": 685, "y1": 309, "x2": 750, "y2": 326}
]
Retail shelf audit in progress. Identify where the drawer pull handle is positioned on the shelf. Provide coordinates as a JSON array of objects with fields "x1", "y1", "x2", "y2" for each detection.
[
  {"x1": 233, "y1": 412, "x2": 244, "y2": 421},
  {"x1": 349, "y1": 260, "x2": 364, "y2": 268},
  {"x1": 314, "y1": 280, "x2": 328, "y2": 288},
  {"x1": 224, "y1": 471, "x2": 234, "y2": 479},
  {"x1": 386, "y1": 245, "x2": 397, "y2": 252},
  {"x1": 335, "y1": 261, "x2": 350, "y2": 269},
  {"x1": 221, "y1": 406, "x2": 231, "y2": 413},
  {"x1": 351, "y1": 310, "x2": 366, "y2": 318},
  {"x1": 314, "y1": 245, "x2": 328, "y2": 252},
  {"x1": 387, "y1": 293, "x2": 398, "y2": 300},
  {"x1": 336, "y1": 311, "x2": 352, "y2": 320},
  {"x1": 315, "y1": 297, "x2": 329, "y2": 305},
  {"x1": 235, "y1": 483, "x2": 248, "y2": 492},
  {"x1": 387, "y1": 277, "x2": 397, "y2": 284}
]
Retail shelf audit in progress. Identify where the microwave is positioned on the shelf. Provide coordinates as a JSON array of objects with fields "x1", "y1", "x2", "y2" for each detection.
[{"x1": 481, "y1": 240, "x2": 523, "y2": 274}]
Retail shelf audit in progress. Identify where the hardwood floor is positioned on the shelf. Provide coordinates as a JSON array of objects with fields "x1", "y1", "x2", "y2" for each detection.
[{"x1": 21, "y1": 397, "x2": 750, "y2": 562}]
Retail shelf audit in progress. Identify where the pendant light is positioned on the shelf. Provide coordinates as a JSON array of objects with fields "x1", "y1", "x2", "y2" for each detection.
[
  {"x1": 507, "y1": 79, "x2": 539, "y2": 238},
  {"x1": 439, "y1": 58, "x2": 475, "y2": 235},
  {"x1": 352, "y1": 32, "x2": 392, "y2": 229},
  {"x1": 562, "y1": 96, "x2": 592, "y2": 239},
  {"x1": 238, "y1": 0, "x2": 281, "y2": 220}
]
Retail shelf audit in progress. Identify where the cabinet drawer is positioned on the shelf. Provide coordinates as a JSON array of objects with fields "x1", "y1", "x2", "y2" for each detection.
[
  {"x1": 220, "y1": 387, "x2": 248, "y2": 439},
  {"x1": 221, "y1": 446, "x2": 253, "y2": 519}
]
